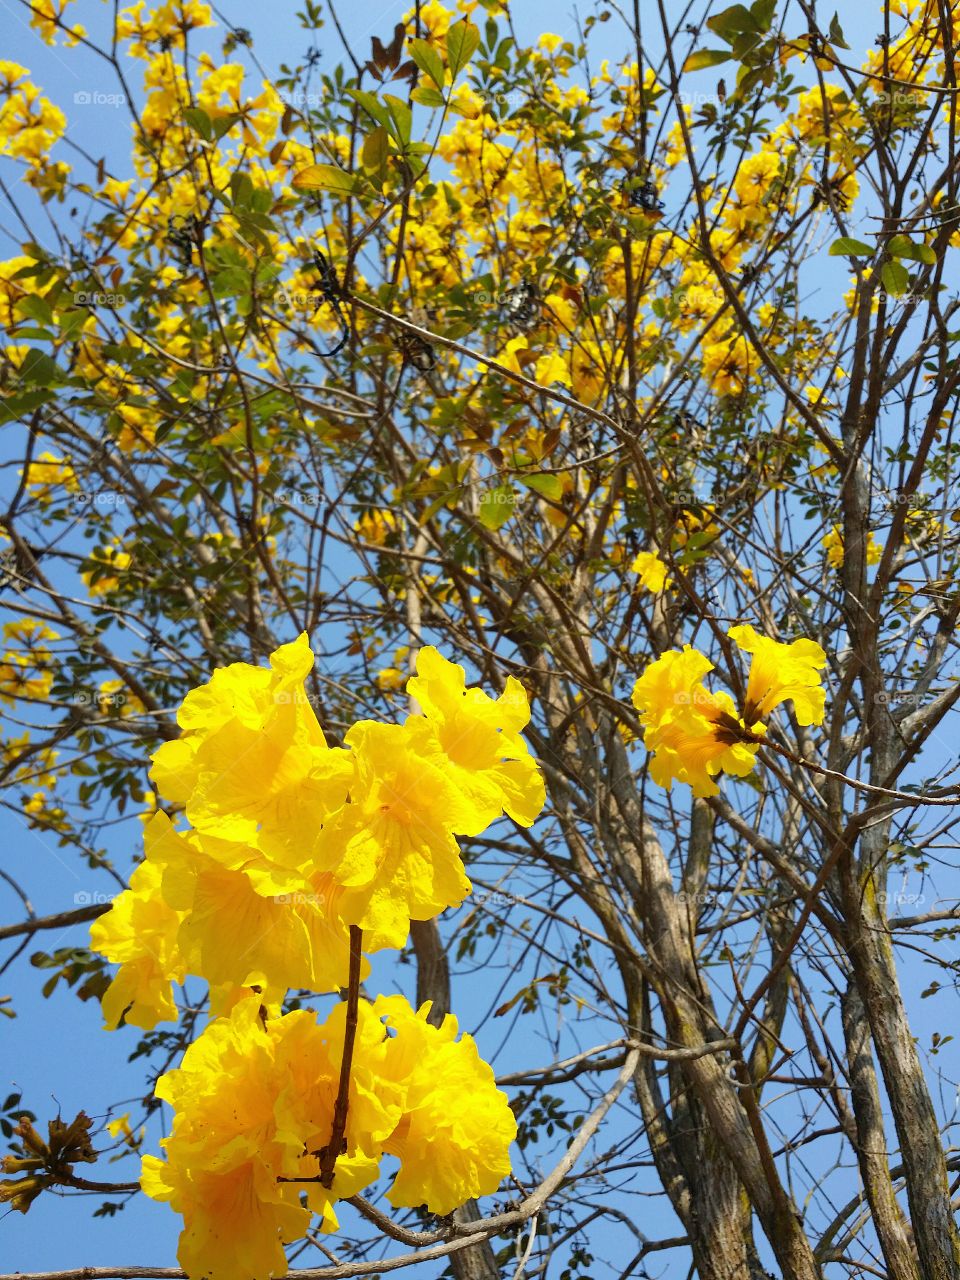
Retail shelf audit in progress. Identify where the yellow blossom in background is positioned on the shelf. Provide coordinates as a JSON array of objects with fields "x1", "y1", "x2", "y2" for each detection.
[
  {"x1": 822, "y1": 524, "x2": 883, "y2": 569},
  {"x1": 106, "y1": 1113, "x2": 143, "y2": 1148},
  {"x1": 354, "y1": 508, "x2": 397, "y2": 545},
  {"x1": 23, "y1": 451, "x2": 78, "y2": 501},
  {"x1": 631, "y1": 647, "x2": 760, "y2": 797},
  {"x1": 631, "y1": 550, "x2": 672, "y2": 593},
  {"x1": 632, "y1": 626, "x2": 826, "y2": 795},
  {"x1": 375, "y1": 666, "x2": 405, "y2": 692},
  {"x1": 82, "y1": 545, "x2": 131, "y2": 596},
  {"x1": 700, "y1": 333, "x2": 754, "y2": 396}
]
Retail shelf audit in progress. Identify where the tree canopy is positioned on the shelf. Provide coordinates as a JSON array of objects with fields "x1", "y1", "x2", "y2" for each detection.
[{"x1": 2, "y1": 2, "x2": 960, "y2": 1279}]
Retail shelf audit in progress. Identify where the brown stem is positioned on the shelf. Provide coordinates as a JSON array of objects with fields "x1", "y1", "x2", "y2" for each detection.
[{"x1": 318, "y1": 925, "x2": 363, "y2": 1189}]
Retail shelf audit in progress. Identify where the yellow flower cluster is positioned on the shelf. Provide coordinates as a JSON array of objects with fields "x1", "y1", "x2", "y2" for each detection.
[
  {"x1": 90, "y1": 638, "x2": 541, "y2": 1277},
  {"x1": 822, "y1": 525, "x2": 883, "y2": 569},
  {"x1": 0, "y1": 620, "x2": 59, "y2": 706},
  {"x1": 141, "y1": 991, "x2": 514, "y2": 1280},
  {"x1": 92, "y1": 637, "x2": 544, "y2": 1023},
  {"x1": 632, "y1": 626, "x2": 826, "y2": 796}
]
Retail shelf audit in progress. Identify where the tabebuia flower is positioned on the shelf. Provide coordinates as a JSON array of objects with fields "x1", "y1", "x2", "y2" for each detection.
[
  {"x1": 374, "y1": 994, "x2": 517, "y2": 1214},
  {"x1": 90, "y1": 636, "x2": 546, "y2": 1024},
  {"x1": 631, "y1": 627, "x2": 826, "y2": 796},
  {"x1": 89, "y1": 856, "x2": 186, "y2": 1030},
  {"x1": 141, "y1": 992, "x2": 516, "y2": 1280},
  {"x1": 148, "y1": 632, "x2": 354, "y2": 870},
  {"x1": 405, "y1": 645, "x2": 546, "y2": 833},
  {"x1": 631, "y1": 646, "x2": 761, "y2": 798},
  {"x1": 630, "y1": 550, "x2": 672, "y2": 594}
]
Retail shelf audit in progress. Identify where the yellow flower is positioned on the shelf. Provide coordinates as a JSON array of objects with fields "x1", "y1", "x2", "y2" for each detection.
[
  {"x1": 405, "y1": 646, "x2": 546, "y2": 833},
  {"x1": 375, "y1": 666, "x2": 406, "y2": 692},
  {"x1": 631, "y1": 647, "x2": 760, "y2": 797},
  {"x1": 144, "y1": 812, "x2": 358, "y2": 996},
  {"x1": 375, "y1": 995, "x2": 516, "y2": 1214},
  {"x1": 81, "y1": 545, "x2": 131, "y2": 596},
  {"x1": 354, "y1": 509, "x2": 397, "y2": 545},
  {"x1": 90, "y1": 859, "x2": 186, "y2": 1030},
  {"x1": 150, "y1": 634, "x2": 352, "y2": 869},
  {"x1": 315, "y1": 718, "x2": 475, "y2": 950},
  {"x1": 143, "y1": 989, "x2": 513, "y2": 1277},
  {"x1": 630, "y1": 550, "x2": 672, "y2": 593},
  {"x1": 700, "y1": 333, "x2": 754, "y2": 396},
  {"x1": 142, "y1": 995, "x2": 402, "y2": 1279},
  {"x1": 106, "y1": 1113, "x2": 142, "y2": 1147},
  {"x1": 822, "y1": 525, "x2": 882, "y2": 569},
  {"x1": 728, "y1": 624, "x2": 826, "y2": 726},
  {"x1": 22, "y1": 451, "x2": 78, "y2": 500}
]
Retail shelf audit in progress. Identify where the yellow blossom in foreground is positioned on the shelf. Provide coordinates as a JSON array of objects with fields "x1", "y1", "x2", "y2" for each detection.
[
  {"x1": 142, "y1": 989, "x2": 513, "y2": 1280},
  {"x1": 630, "y1": 550, "x2": 673, "y2": 593},
  {"x1": 728, "y1": 625, "x2": 827, "y2": 727},
  {"x1": 89, "y1": 858, "x2": 186, "y2": 1030},
  {"x1": 149, "y1": 633, "x2": 352, "y2": 868},
  {"x1": 406, "y1": 645, "x2": 545, "y2": 835},
  {"x1": 376, "y1": 995, "x2": 517, "y2": 1213},
  {"x1": 315, "y1": 718, "x2": 476, "y2": 949}
]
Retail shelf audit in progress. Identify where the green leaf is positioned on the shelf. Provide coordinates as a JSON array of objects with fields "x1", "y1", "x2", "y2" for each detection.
[
  {"x1": 362, "y1": 125, "x2": 390, "y2": 173},
  {"x1": 382, "y1": 93, "x2": 412, "y2": 146},
  {"x1": 706, "y1": 4, "x2": 757, "y2": 43},
  {"x1": 446, "y1": 19, "x2": 480, "y2": 80},
  {"x1": 20, "y1": 348, "x2": 58, "y2": 386},
  {"x1": 230, "y1": 172, "x2": 255, "y2": 209},
  {"x1": 291, "y1": 163, "x2": 359, "y2": 195},
  {"x1": 749, "y1": 0, "x2": 776, "y2": 32},
  {"x1": 520, "y1": 473, "x2": 564, "y2": 501},
  {"x1": 212, "y1": 111, "x2": 243, "y2": 140},
  {"x1": 881, "y1": 260, "x2": 910, "y2": 297},
  {"x1": 411, "y1": 84, "x2": 446, "y2": 108},
  {"x1": 828, "y1": 11, "x2": 850, "y2": 49},
  {"x1": 888, "y1": 235, "x2": 936, "y2": 265},
  {"x1": 14, "y1": 294, "x2": 54, "y2": 325},
  {"x1": 683, "y1": 48, "x2": 732, "y2": 71},
  {"x1": 409, "y1": 37, "x2": 446, "y2": 89},
  {"x1": 345, "y1": 88, "x2": 391, "y2": 130},
  {"x1": 829, "y1": 237, "x2": 872, "y2": 257},
  {"x1": 183, "y1": 106, "x2": 213, "y2": 141},
  {"x1": 479, "y1": 484, "x2": 515, "y2": 530}
]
